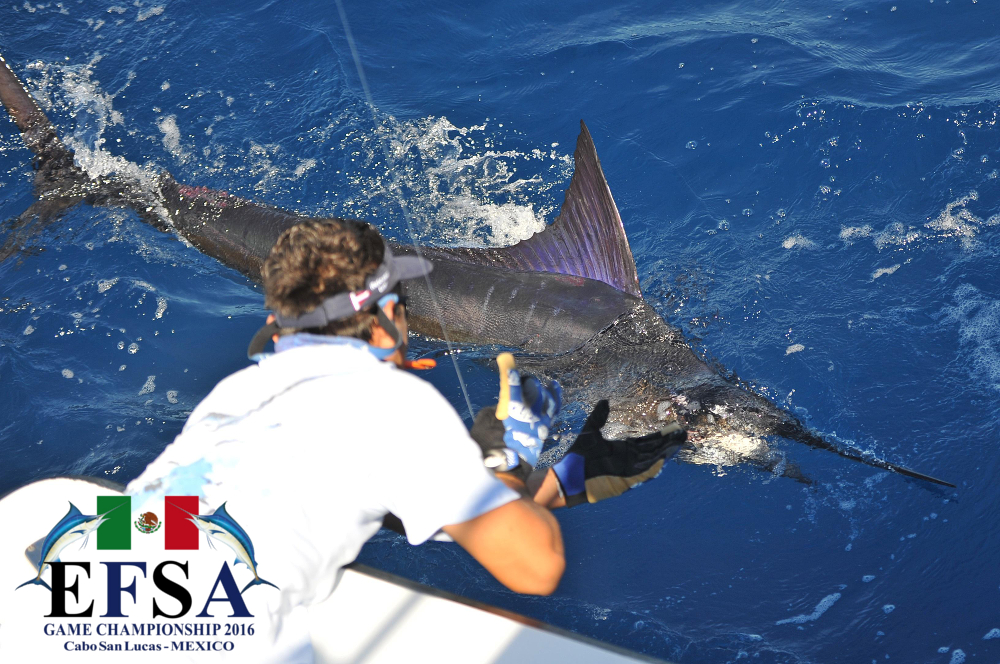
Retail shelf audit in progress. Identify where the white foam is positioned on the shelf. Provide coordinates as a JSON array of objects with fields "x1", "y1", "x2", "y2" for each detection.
[
  {"x1": 130, "y1": 279, "x2": 157, "y2": 292},
  {"x1": 882, "y1": 604, "x2": 895, "y2": 614},
  {"x1": 851, "y1": 191, "x2": 1000, "y2": 254},
  {"x1": 166, "y1": 390, "x2": 179, "y2": 404},
  {"x1": 984, "y1": 628, "x2": 1000, "y2": 640},
  {"x1": 23, "y1": 325, "x2": 35, "y2": 335},
  {"x1": 437, "y1": 197, "x2": 547, "y2": 246},
  {"x1": 775, "y1": 593, "x2": 841, "y2": 625},
  {"x1": 925, "y1": 191, "x2": 981, "y2": 250},
  {"x1": 862, "y1": 575, "x2": 875, "y2": 583},
  {"x1": 782, "y1": 234, "x2": 816, "y2": 250},
  {"x1": 293, "y1": 158, "x2": 317, "y2": 178},
  {"x1": 154, "y1": 297, "x2": 167, "y2": 319},
  {"x1": 949, "y1": 649, "x2": 966, "y2": 664},
  {"x1": 157, "y1": 114, "x2": 190, "y2": 164},
  {"x1": 128, "y1": 343, "x2": 139, "y2": 354},
  {"x1": 874, "y1": 222, "x2": 921, "y2": 250},
  {"x1": 138, "y1": 375, "x2": 155, "y2": 395},
  {"x1": 97, "y1": 278, "x2": 118, "y2": 293},
  {"x1": 61, "y1": 369, "x2": 74, "y2": 379},
  {"x1": 338, "y1": 115, "x2": 569, "y2": 247},
  {"x1": 785, "y1": 343, "x2": 805, "y2": 355},
  {"x1": 872, "y1": 264, "x2": 901, "y2": 280},
  {"x1": 840, "y1": 225, "x2": 872, "y2": 243},
  {"x1": 136, "y1": 5, "x2": 164, "y2": 21},
  {"x1": 941, "y1": 283, "x2": 1000, "y2": 390},
  {"x1": 237, "y1": 141, "x2": 288, "y2": 195},
  {"x1": 27, "y1": 60, "x2": 564, "y2": 248}
]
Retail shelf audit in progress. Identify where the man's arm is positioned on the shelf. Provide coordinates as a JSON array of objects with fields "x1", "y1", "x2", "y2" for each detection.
[
  {"x1": 377, "y1": 469, "x2": 564, "y2": 595},
  {"x1": 442, "y1": 484, "x2": 564, "y2": 596},
  {"x1": 525, "y1": 467, "x2": 566, "y2": 509}
]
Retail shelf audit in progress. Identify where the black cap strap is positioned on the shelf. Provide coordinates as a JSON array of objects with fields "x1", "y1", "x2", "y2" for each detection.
[
  {"x1": 246, "y1": 320, "x2": 281, "y2": 359},
  {"x1": 248, "y1": 296, "x2": 403, "y2": 361},
  {"x1": 374, "y1": 298, "x2": 404, "y2": 354}
]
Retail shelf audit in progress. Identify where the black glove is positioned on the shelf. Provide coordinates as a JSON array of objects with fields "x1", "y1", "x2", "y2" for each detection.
[{"x1": 552, "y1": 400, "x2": 687, "y2": 507}]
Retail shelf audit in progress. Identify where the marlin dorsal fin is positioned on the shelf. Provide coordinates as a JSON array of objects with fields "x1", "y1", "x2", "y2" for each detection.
[
  {"x1": 416, "y1": 121, "x2": 642, "y2": 298},
  {"x1": 506, "y1": 121, "x2": 641, "y2": 297}
]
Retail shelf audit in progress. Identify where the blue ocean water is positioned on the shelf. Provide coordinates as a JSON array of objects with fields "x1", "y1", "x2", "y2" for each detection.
[{"x1": 1, "y1": 1, "x2": 998, "y2": 662}]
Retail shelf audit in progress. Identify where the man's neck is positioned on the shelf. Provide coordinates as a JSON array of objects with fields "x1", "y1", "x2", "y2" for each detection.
[{"x1": 273, "y1": 333, "x2": 396, "y2": 361}]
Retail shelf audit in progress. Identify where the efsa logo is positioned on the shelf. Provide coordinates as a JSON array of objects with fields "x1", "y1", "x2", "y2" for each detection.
[{"x1": 15, "y1": 496, "x2": 278, "y2": 619}]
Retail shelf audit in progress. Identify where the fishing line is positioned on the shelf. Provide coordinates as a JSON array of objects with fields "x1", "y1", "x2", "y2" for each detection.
[{"x1": 332, "y1": 0, "x2": 476, "y2": 421}]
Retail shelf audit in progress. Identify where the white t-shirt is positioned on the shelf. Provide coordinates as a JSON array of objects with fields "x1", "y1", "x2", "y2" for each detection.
[{"x1": 125, "y1": 339, "x2": 519, "y2": 661}]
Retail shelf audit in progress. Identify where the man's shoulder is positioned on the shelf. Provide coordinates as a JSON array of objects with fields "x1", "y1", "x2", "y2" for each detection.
[
  {"x1": 260, "y1": 345, "x2": 455, "y2": 409},
  {"x1": 380, "y1": 366, "x2": 461, "y2": 409}
]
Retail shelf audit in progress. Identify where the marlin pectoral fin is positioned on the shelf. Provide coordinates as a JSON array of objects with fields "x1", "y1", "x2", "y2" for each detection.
[
  {"x1": 241, "y1": 577, "x2": 279, "y2": 594},
  {"x1": 16, "y1": 576, "x2": 51, "y2": 591}
]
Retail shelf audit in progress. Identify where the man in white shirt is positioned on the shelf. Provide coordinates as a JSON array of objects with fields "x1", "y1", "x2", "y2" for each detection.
[
  {"x1": 125, "y1": 218, "x2": 568, "y2": 659},
  {"x1": 123, "y1": 217, "x2": 685, "y2": 660}
]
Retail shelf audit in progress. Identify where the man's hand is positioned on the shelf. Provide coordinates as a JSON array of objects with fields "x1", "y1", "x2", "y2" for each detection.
[{"x1": 552, "y1": 400, "x2": 687, "y2": 507}]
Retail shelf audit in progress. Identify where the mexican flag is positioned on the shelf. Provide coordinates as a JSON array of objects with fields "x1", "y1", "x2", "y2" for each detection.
[{"x1": 96, "y1": 495, "x2": 200, "y2": 550}]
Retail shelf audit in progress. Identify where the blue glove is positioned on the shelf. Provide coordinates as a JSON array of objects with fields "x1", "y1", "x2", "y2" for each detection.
[{"x1": 495, "y1": 353, "x2": 561, "y2": 468}]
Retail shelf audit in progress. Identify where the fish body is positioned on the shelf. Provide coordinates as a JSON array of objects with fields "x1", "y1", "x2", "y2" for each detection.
[{"x1": 0, "y1": 52, "x2": 952, "y2": 487}]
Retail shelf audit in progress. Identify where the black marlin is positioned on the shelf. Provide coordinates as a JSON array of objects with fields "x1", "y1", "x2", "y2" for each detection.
[{"x1": 0, "y1": 53, "x2": 953, "y2": 487}]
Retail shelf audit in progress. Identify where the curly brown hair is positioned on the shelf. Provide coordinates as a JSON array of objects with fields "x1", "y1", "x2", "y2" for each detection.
[{"x1": 263, "y1": 218, "x2": 385, "y2": 340}]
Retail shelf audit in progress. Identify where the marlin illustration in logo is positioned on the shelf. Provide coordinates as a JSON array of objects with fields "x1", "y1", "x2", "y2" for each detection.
[
  {"x1": 16, "y1": 501, "x2": 121, "y2": 591},
  {"x1": 180, "y1": 503, "x2": 279, "y2": 594}
]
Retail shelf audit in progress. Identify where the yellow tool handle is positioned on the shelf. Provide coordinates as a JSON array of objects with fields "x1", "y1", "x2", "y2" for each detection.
[{"x1": 495, "y1": 352, "x2": 516, "y2": 420}]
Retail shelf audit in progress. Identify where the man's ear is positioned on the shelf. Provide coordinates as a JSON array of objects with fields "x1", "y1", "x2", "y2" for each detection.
[{"x1": 367, "y1": 304, "x2": 395, "y2": 348}]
